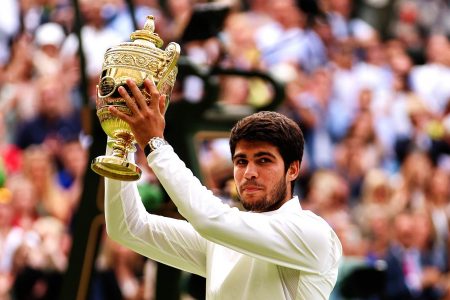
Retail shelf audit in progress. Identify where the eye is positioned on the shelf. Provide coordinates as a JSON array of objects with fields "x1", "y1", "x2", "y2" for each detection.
[
  {"x1": 234, "y1": 158, "x2": 247, "y2": 166},
  {"x1": 258, "y1": 157, "x2": 271, "y2": 164}
]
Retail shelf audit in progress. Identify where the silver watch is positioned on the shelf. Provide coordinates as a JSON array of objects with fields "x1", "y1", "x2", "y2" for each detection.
[{"x1": 144, "y1": 137, "x2": 168, "y2": 156}]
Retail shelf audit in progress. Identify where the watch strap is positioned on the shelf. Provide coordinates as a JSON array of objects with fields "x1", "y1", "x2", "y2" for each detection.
[{"x1": 144, "y1": 143, "x2": 152, "y2": 157}]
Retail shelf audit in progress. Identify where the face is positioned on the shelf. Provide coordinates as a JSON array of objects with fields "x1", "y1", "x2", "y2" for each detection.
[
  {"x1": 232, "y1": 140, "x2": 299, "y2": 212},
  {"x1": 394, "y1": 214, "x2": 415, "y2": 249}
]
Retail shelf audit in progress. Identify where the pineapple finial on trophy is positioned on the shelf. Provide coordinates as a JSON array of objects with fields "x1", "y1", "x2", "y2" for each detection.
[{"x1": 130, "y1": 15, "x2": 163, "y2": 48}]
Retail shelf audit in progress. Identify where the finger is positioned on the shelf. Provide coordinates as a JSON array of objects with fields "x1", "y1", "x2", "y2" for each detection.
[
  {"x1": 108, "y1": 105, "x2": 132, "y2": 123},
  {"x1": 144, "y1": 78, "x2": 161, "y2": 113},
  {"x1": 126, "y1": 78, "x2": 147, "y2": 109},
  {"x1": 118, "y1": 86, "x2": 140, "y2": 115},
  {"x1": 159, "y1": 94, "x2": 166, "y2": 115}
]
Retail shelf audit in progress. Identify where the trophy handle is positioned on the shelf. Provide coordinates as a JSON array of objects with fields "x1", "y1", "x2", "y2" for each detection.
[{"x1": 156, "y1": 42, "x2": 181, "y2": 93}]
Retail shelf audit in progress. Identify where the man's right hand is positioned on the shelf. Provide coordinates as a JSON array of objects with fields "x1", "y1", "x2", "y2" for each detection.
[{"x1": 108, "y1": 78, "x2": 166, "y2": 150}]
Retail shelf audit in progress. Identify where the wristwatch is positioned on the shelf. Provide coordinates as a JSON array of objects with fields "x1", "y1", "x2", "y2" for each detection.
[{"x1": 144, "y1": 137, "x2": 168, "y2": 156}]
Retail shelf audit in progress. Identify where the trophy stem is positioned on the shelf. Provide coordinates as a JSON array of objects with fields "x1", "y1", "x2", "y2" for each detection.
[
  {"x1": 91, "y1": 134, "x2": 142, "y2": 181},
  {"x1": 111, "y1": 135, "x2": 132, "y2": 160},
  {"x1": 112, "y1": 147, "x2": 126, "y2": 160}
]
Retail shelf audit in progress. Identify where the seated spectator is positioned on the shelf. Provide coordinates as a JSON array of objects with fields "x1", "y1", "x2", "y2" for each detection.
[
  {"x1": 392, "y1": 150, "x2": 434, "y2": 212},
  {"x1": 334, "y1": 110, "x2": 384, "y2": 203},
  {"x1": 0, "y1": 33, "x2": 39, "y2": 129},
  {"x1": 353, "y1": 168, "x2": 399, "y2": 230},
  {"x1": 302, "y1": 169, "x2": 350, "y2": 226},
  {"x1": 423, "y1": 167, "x2": 450, "y2": 273},
  {"x1": 381, "y1": 209, "x2": 447, "y2": 300},
  {"x1": 12, "y1": 216, "x2": 71, "y2": 300},
  {"x1": 6, "y1": 175, "x2": 39, "y2": 230},
  {"x1": 410, "y1": 34, "x2": 450, "y2": 115},
  {"x1": 55, "y1": 139, "x2": 88, "y2": 219},
  {"x1": 60, "y1": 0, "x2": 124, "y2": 78},
  {"x1": 14, "y1": 74, "x2": 81, "y2": 155},
  {"x1": 326, "y1": 0, "x2": 377, "y2": 45},
  {"x1": 21, "y1": 145, "x2": 71, "y2": 224},
  {"x1": 253, "y1": 0, "x2": 309, "y2": 68},
  {"x1": 32, "y1": 22, "x2": 66, "y2": 77}
]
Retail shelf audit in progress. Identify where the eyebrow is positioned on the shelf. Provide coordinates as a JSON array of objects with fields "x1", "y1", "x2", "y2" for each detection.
[{"x1": 232, "y1": 151, "x2": 277, "y2": 161}]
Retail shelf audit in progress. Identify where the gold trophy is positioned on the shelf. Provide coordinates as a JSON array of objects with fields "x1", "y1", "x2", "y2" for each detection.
[{"x1": 91, "y1": 16, "x2": 180, "y2": 181}]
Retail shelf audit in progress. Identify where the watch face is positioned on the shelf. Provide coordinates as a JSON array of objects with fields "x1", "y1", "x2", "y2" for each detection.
[{"x1": 151, "y1": 138, "x2": 165, "y2": 150}]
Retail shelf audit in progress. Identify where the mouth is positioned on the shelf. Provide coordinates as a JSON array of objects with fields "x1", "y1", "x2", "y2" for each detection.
[{"x1": 241, "y1": 184, "x2": 263, "y2": 194}]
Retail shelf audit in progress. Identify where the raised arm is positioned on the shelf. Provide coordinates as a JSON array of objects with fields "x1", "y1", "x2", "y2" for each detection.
[{"x1": 104, "y1": 150, "x2": 208, "y2": 277}]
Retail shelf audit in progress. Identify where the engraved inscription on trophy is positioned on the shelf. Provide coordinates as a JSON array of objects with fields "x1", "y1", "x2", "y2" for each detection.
[{"x1": 99, "y1": 76, "x2": 115, "y2": 97}]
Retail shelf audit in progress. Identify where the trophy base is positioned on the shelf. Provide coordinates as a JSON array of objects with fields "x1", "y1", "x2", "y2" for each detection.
[{"x1": 91, "y1": 156, "x2": 142, "y2": 181}]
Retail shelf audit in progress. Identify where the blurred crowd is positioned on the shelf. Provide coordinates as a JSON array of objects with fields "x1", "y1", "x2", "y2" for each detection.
[{"x1": 0, "y1": 0, "x2": 450, "y2": 299}]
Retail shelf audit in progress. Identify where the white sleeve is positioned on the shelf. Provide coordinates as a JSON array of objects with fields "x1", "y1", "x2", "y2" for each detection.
[
  {"x1": 148, "y1": 146, "x2": 342, "y2": 274},
  {"x1": 104, "y1": 149, "x2": 208, "y2": 277}
]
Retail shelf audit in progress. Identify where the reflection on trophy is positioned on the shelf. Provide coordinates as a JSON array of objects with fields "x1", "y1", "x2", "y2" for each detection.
[{"x1": 91, "y1": 16, "x2": 180, "y2": 181}]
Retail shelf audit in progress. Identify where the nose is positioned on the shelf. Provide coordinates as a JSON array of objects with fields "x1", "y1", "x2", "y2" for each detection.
[{"x1": 244, "y1": 162, "x2": 258, "y2": 179}]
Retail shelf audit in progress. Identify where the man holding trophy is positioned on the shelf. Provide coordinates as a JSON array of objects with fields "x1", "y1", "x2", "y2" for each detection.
[{"x1": 99, "y1": 16, "x2": 342, "y2": 300}]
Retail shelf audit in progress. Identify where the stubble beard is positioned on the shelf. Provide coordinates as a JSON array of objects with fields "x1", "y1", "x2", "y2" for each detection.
[{"x1": 238, "y1": 177, "x2": 288, "y2": 212}]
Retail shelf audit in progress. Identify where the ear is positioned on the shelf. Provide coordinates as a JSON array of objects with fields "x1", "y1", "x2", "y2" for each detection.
[{"x1": 287, "y1": 161, "x2": 300, "y2": 182}]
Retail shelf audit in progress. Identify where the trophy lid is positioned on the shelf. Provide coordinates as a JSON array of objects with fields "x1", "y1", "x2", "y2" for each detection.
[
  {"x1": 130, "y1": 15, "x2": 164, "y2": 48},
  {"x1": 99, "y1": 15, "x2": 180, "y2": 99}
]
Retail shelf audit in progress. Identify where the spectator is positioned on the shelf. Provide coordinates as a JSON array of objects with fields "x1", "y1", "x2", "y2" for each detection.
[
  {"x1": 32, "y1": 22, "x2": 66, "y2": 77},
  {"x1": 60, "y1": 0, "x2": 123, "y2": 78},
  {"x1": 20, "y1": 146, "x2": 71, "y2": 224},
  {"x1": 381, "y1": 209, "x2": 446, "y2": 300},
  {"x1": 303, "y1": 169, "x2": 350, "y2": 226},
  {"x1": 159, "y1": 0, "x2": 194, "y2": 43},
  {"x1": 326, "y1": 0, "x2": 377, "y2": 45},
  {"x1": 394, "y1": 96, "x2": 436, "y2": 162},
  {"x1": 55, "y1": 139, "x2": 87, "y2": 217},
  {"x1": 107, "y1": 0, "x2": 163, "y2": 42},
  {"x1": 423, "y1": 167, "x2": 450, "y2": 272},
  {"x1": 300, "y1": 13, "x2": 334, "y2": 73},
  {"x1": 364, "y1": 208, "x2": 393, "y2": 262},
  {"x1": 392, "y1": 150, "x2": 434, "y2": 211},
  {"x1": 12, "y1": 216, "x2": 71, "y2": 300},
  {"x1": 328, "y1": 41, "x2": 361, "y2": 140},
  {"x1": 253, "y1": 0, "x2": 309, "y2": 68},
  {"x1": 353, "y1": 168, "x2": 398, "y2": 231},
  {"x1": 353, "y1": 34, "x2": 393, "y2": 94},
  {"x1": 287, "y1": 67, "x2": 335, "y2": 171},
  {"x1": 410, "y1": 34, "x2": 450, "y2": 115},
  {"x1": 14, "y1": 74, "x2": 81, "y2": 153},
  {"x1": 6, "y1": 175, "x2": 39, "y2": 231},
  {"x1": 0, "y1": 0, "x2": 20, "y2": 66},
  {"x1": 334, "y1": 109, "x2": 384, "y2": 202},
  {"x1": 20, "y1": 0, "x2": 68, "y2": 34},
  {"x1": 221, "y1": 12, "x2": 262, "y2": 70},
  {"x1": 0, "y1": 33, "x2": 39, "y2": 130}
]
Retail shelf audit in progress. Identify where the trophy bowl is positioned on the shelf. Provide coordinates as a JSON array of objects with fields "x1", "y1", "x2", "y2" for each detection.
[{"x1": 91, "y1": 15, "x2": 180, "y2": 181}]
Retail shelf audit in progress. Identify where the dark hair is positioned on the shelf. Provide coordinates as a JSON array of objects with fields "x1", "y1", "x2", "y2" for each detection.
[{"x1": 229, "y1": 111, "x2": 305, "y2": 173}]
